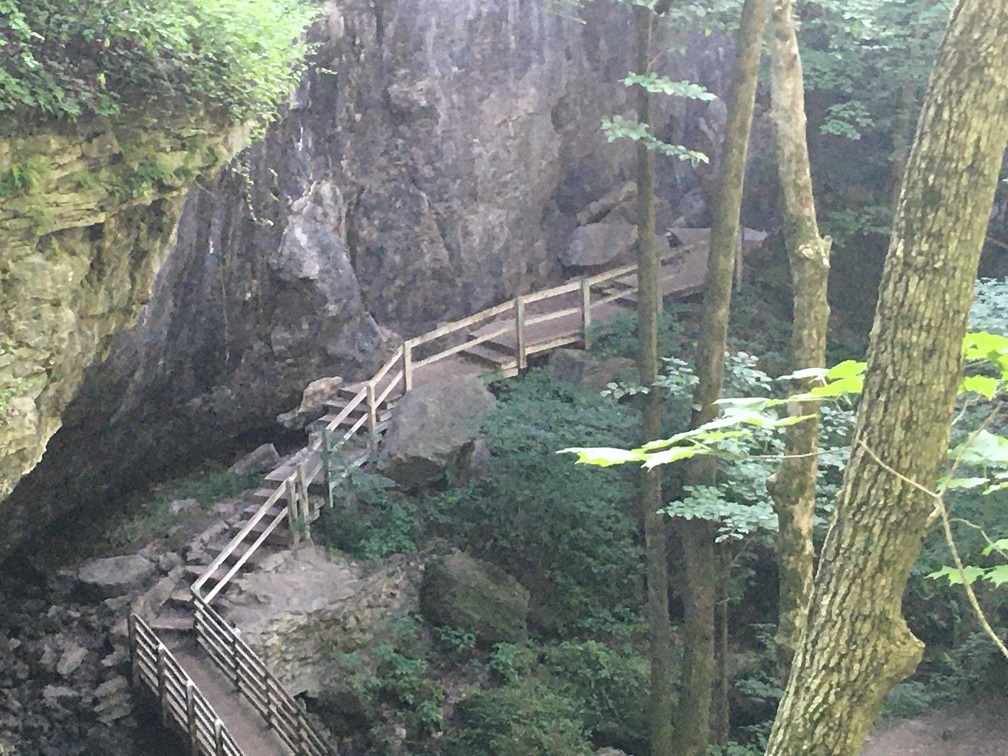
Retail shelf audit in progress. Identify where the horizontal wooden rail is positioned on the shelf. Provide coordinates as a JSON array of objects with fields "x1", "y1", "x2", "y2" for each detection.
[
  {"x1": 129, "y1": 614, "x2": 243, "y2": 756},
  {"x1": 407, "y1": 299, "x2": 516, "y2": 349},
  {"x1": 192, "y1": 597, "x2": 330, "y2": 756}
]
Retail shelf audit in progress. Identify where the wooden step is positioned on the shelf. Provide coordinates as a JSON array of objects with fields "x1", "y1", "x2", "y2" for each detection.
[
  {"x1": 264, "y1": 450, "x2": 321, "y2": 482},
  {"x1": 148, "y1": 611, "x2": 193, "y2": 634},
  {"x1": 460, "y1": 343, "x2": 518, "y2": 369}
]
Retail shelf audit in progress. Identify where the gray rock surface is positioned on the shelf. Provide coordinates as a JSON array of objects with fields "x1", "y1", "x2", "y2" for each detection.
[
  {"x1": 78, "y1": 556, "x2": 156, "y2": 598},
  {"x1": 560, "y1": 222, "x2": 639, "y2": 269},
  {"x1": 6, "y1": 2, "x2": 744, "y2": 557},
  {"x1": 379, "y1": 376, "x2": 496, "y2": 490},
  {"x1": 420, "y1": 550, "x2": 530, "y2": 646},
  {"x1": 224, "y1": 545, "x2": 420, "y2": 696},
  {"x1": 277, "y1": 376, "x2": 344, "y2": 430},
  {"x1": 228, "y1": 443, "x2": 280, "y2": 475}
]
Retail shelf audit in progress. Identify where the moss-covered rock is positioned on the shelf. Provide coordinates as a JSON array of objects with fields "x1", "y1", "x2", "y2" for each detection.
[
  {"x1": 0, "y1": 116, "x2": 246, "y2": 556},
  {"x1": 420, "y1": 550, "x2": 529, "y2": 646}
]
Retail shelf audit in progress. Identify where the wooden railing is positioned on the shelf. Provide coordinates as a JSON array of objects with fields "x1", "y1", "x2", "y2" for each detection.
[
  {"x1": 192, "y1": 595, "x2": 330, "y2": 756},
  {"x1": 144, "y1": 238, "x2": 700, "y2": 756},
  {"x1": 128, "y1": 614, "x2": 242, "y2": 756}
]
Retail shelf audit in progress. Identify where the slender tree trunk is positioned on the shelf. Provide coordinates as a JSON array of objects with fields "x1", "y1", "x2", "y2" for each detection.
[
  {"x1": 676, "y1": 0, "x2": 771, "y2": 752},
  {"x1": 634, "y1": 8, "x2": 674, "y2": 755},
  {"x1": 767, "y1": 2, "x2": 1008, "y2": 752},
  {"x1": 765, "y1": 0, "x2": 832, "y2": 668},
  {"x1": 711, "y1": 544, "x2": 731, "y2": 745}
]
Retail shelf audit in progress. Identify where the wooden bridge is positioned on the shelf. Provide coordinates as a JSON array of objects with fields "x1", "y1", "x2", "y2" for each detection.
[{"x1": 126, "y1": 229, "x2": 753, "y2": 754}]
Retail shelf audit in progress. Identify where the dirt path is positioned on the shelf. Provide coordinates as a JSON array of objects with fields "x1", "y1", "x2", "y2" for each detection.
[{"x1": 861, "y1": 696, "x2": 1008, "y2": 755}]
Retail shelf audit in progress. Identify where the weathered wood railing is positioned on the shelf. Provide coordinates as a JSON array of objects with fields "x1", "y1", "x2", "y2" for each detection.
[
  {"x1": 192, "y1": 595, "x2": 329, "y2": 756},
  {"x1": 128, "y1": 615, "x2": 243, "y2": 756},
  {"x1": 159, "y1": 239, "x2": 699, "y2": 756}
]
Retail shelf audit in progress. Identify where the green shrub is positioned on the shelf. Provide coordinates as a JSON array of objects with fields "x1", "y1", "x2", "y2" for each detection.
[
  {"x1": 317, "y1": 471, "x2": 419, "y2": 560},
  {"x1": 443, "y1": 680, "x2": 593, "y2": 756},
  {"x1": 0, "y1": 0, "x2": 316, "y2": 126},
  {"x1": 540, "y1": 640, "x2": 650, "y2": 753}
]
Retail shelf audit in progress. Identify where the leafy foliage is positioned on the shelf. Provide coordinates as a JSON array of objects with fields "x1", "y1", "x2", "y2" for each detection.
[
  {"x1": 317, "y1": 471, "x2": 419, "y2": 561},
  {"x1": 0, "y1": 0, "x2": 316, "y2": 127},
  {"x1": 425, "y1": 372, "x2": 643, "y2": 632}
]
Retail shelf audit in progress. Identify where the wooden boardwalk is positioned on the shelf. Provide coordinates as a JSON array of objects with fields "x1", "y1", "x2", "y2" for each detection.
[{"x1": 129, "y1": 229, "x2": 764, "y2": 754}]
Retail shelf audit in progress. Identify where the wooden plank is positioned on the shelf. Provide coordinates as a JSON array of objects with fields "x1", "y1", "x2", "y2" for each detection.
[
  {"x1": 370, "y1": 345, "x2": 404, "y2": 387},
  {"x1": 414, "y1": 321, "x2": 515, "y2": 368},
  {"x1": 526, "y1": 332, "x2": 583, "y2": 355},
  {"x1": 520, "y1": 278, "x2": 581, "y2": 304},
  {"x1": 524, "y1": 305, "x2": 581, "y2": 328},
  {"x1": 516, "y1": 297, "x2": 526, "y2": 371},
  {"x1": 203, "y1": 506, "x2": 288, "y2": 604},
  {"x1": 408, "y1": 299, "x2": 516, "y2": 347}
]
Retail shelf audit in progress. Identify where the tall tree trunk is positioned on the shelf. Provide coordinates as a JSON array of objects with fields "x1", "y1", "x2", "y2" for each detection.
[
  {"x1": 634, "y1": 7, "x2": 674, "y2": 755},
  {"x1": 765, "y1": 0, "x2": 832, "y2": 667},
  {"x1": 767, "y1": 1, "x2": 1008, "y2": 752},
  {"x1": 676, "y1": 0, "x2": 771, "y2": 753}
]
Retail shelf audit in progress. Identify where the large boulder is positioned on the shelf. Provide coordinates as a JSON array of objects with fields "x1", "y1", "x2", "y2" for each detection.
[
  {"x1": 223, "y1": 545, "x2": 419, "y2": 696},
  {"x1": 559, "y1": 222, "x2": 638, "y2": 269},
  {"x1": 379, "y1": 375, "x2": 496, "y2": 490},
  {"x1": 420, "y1": 550, "x2": 529, "y2": 646},
  {"x1": 78, "y1": 555, "x2": 157, "y2": 599},
  {"x1": 277, "y1": 376, "x2": 344, "y2": 430}
]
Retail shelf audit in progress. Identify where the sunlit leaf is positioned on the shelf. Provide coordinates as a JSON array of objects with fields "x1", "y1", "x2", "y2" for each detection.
[
  {"x1": 927, "y1": 565, "x2": 985, "y2": 586},
  {"x1": 558, "y1": 447, "x2": 645, "y2": 467}
]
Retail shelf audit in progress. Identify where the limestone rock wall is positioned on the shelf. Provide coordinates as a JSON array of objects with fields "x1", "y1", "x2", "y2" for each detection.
[
  {"x1": 0, "y1": 120, "x2": 244, "y2": 533},
  {"x1": 3, "y1": 0, "x2": 736, "y2": 559}
]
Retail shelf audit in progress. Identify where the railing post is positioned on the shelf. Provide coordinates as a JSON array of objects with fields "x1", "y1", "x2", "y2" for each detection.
[
  {"x1": 127, "y1": 614, "x2": 139, "y2": 688},
  {"x1": 580, "y1": 278, "x2": 592, "y2": 349},
  {"x1": 214, "y1": 718, "x2": 225, "y2": 756},
  {"x1": 366, "y1": 382, "x2": 377, "y2": 434},
  {"x1": 185, "y1": 681, "x2": 198, "y2": 754},
  {"x1": 156, "y1": 644, "x2": 168, "y2": 727},
  {"x1": 297, "y1": 461, "x2": 312, "y2": 542},
  {"x1": 515, "y1": 296, "x2": 526, "y2": 371},
  {"x1": 262, "y1": 662, "x2": 272, "y2": 727},
  {"x1": 286, "y1": 477, "x2": 301, "y2": 546},
  {"x1": 403, "y1": 341, "x2": 413, "y2": 392},
  {"x1": 231, "y1": 627, "x2": 241, "y2": 690},
  {"x1": 321, "y1": 429, "x2": 335, "y2": 510}
]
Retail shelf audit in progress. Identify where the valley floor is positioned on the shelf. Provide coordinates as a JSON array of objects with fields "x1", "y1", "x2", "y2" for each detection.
[{"x1": 861, "y1": 695, "x2": 1008, "y2": 755}]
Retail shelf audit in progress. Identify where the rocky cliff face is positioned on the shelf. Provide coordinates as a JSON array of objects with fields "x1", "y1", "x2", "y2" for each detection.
[
  {"x1": 0, "y1": 119, "x2": 245, "y2": 543},
  {"x1": 4, "y1": 0, "x2": 735, "y2": 559}
]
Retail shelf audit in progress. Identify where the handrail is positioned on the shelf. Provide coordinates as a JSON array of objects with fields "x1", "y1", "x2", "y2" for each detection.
[
  {"x1": 192, "y1": 596, "x2": 330, "y2": 756},
  {"x1": 128, "y1": 614, "x2": 243, "y2": 756},
  {"x1": 153, "y1": 236, "x2": 706, "y2": 756}
]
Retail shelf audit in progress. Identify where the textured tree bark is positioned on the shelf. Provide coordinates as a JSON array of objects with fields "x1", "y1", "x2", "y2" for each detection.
[
  {"x1": 634, "y1": 7, "x2": 674, "y2": 756},
  {"x1": 676, "y1": 0, "x2": 771, "y2": 752},
  {"x1": 767, "y1": 1, "x2": 1008, "y2": 752},
  {"x1": 765, "y1": 0, "x2": 832, "y2": 667}
]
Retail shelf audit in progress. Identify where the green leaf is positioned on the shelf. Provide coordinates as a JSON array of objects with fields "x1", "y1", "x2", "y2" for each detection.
[
  {"x1": 950, "y1": 430, "x2": 1008, "y2": 466},
  {"x1": 981, "y1": 538, "x2": 1008, "y2": 557},
  {"x1": 558, "y1": 447, "x2": 645, "y2": 467},
  {"x1": 927, "y1": 565, "x2": 986, "y2": 586},
  {"x1": 940, "y1": 476, "x2": 989, "y2": 491},
  {"x1": 958, "y1": 374, "x2": 1001, "y2": 399},
  {"x1": 984, "y1": 565, "x2": 1008, "y2": 587},
  {"x1": 622, "y1": 73, "x2": 717, "y2": 101}
]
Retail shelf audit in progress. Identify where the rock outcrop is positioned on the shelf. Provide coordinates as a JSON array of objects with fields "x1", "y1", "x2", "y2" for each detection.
[
  {"x1": 420, "y1": 550, "x2": 530, "y2": 646},
  {"x1": 0, "y1": 118, "x2": 245, "y2": 555},
  {"x1": 4, "y1": 1, "x2": 741, "y2": 559},
  {"x1": 379, "y1": 375, "x2": 496, "y2": 490}
]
